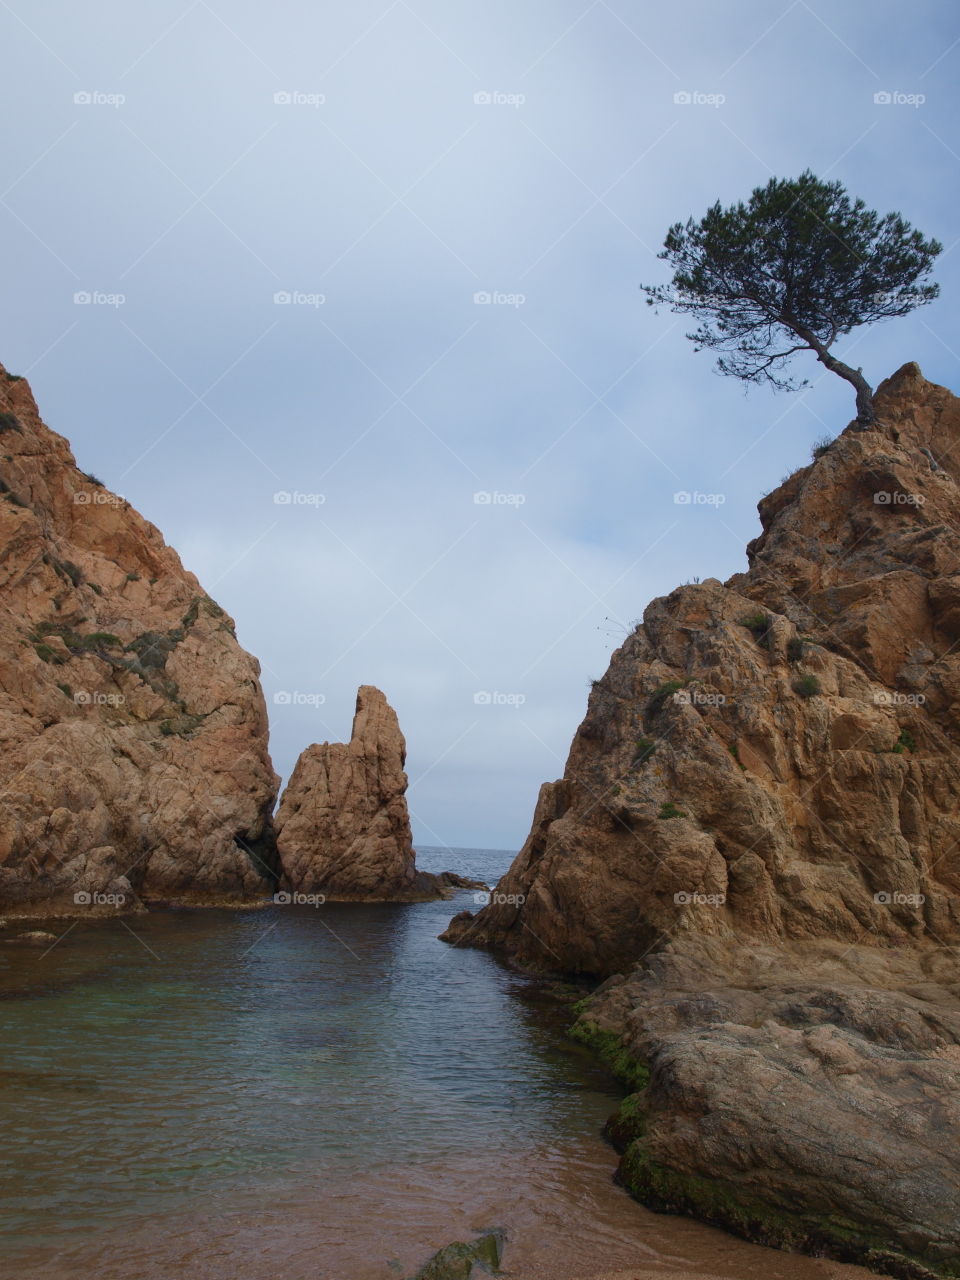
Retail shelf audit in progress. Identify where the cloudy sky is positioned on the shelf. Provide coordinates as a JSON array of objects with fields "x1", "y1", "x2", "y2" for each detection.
[{"x1": 2, "y1": 0, "x2": 958, "y2": 850}]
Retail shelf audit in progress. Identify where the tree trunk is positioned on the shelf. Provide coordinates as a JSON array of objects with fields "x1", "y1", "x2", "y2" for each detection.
[
  {"x1": 817, "y1": 351, "x2": 875, "y2": 426},
  {"x1": 791, "y1": 324, "x2": 875, "y2": 425}
]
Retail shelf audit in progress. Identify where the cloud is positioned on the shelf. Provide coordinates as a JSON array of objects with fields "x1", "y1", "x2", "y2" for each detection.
[{"x1": 2, "y1": 0, "x2": 957, "y2": 847}]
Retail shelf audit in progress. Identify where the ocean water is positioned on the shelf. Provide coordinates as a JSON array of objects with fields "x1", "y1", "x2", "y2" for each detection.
[
  {"x1": 0, "y1": 849, "x2": 874, "y2": 1280},
  {"x1": 415, "y1": 843, "x2": 514, "y2": 881}
]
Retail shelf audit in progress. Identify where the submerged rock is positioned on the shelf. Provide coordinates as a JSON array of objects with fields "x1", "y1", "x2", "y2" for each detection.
[
  {"x1": 405, "y1": 1230, "x2": 504, "y2": 1280},
  {"x1": 430, "y1": 870, "x2": 489, "y2": 896},
  {"x1": 0, "y1": 364, "x2": 279, "y2": 916},
  {"x1": 443, "y1": 364, "x2": 960, "y2": 1276}
]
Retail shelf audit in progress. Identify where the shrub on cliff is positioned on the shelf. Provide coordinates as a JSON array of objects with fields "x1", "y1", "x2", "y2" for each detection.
[{"x1": 792, "y1": 674, "x2": 821, "y2": 699}]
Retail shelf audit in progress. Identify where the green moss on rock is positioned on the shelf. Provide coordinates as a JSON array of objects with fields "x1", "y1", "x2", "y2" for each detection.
[
  {"x1": 405, "y1": 1230, "x2": 504, "y2": 1280},
  {"x1": 618, "y1": 1143, "x2": 956, "y2": 1280},
  {"x1": 568, "y1": 1019, "x2": 649, "y2": 1091},
  {"x1": 604, "y1": 1090, "x2": 648, "y2": 1151}
]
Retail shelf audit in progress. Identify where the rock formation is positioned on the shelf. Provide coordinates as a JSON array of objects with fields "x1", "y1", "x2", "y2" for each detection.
[
  {"x1": 443, "y1": 363, "x2": 960, "y2": 1276},
  {"x1": 276, "y1": 685, "x2": 480, "y2": 900},
  {"x1": 275, "y1": 685, "x2": 417, "y2": 898},
  {"x1": 0, "y1": 363, "x2": 278, "y2": 914}
]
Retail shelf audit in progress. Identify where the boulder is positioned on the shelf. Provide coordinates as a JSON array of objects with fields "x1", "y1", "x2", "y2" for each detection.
[{"x1": 405, "y1": 1230, "x2": 504, "y2": 1280}]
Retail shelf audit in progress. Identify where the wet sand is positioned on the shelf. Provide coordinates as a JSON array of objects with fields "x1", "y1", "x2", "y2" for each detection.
[{"x1": 9, "y1": 1143, "x2": 882, "y2": 1280}]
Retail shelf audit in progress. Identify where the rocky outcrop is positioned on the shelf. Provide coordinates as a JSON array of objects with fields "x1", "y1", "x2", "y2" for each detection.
[
  {"x1": 0, "y1": 363, "x2": 278, "y2": 914},
  {"x1": 276, "y1": 685, "x2": 479, "y2": 900},
  {"x1": 583, "y1": 939, "x2": 960, "y2": 1280},
  {"x1": 443, "y1": 364, "x2": 960, "y2": 1276},
  {"x1": 443, "y1": 363, "x2": 960, "y2": 974}
]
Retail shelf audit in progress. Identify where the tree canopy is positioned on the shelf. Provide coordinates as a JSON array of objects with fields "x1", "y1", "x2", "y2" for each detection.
[{"x1": 642, "y1": 171, "x2": 942, "y2": 422}]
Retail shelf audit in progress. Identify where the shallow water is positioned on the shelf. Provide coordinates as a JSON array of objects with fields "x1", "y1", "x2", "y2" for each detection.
[{"x1": 0, "y1": 847, "x2": 875, "y2": 1280}]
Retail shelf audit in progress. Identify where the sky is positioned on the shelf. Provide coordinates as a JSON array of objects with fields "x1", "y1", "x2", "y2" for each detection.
[{"x1": 1, "y1": 0, "x2": 958, "y2": 851}]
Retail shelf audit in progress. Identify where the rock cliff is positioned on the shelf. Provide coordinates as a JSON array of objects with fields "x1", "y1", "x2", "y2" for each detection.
[
  {"x1": 0, "y1": 363, "x2": 278, "y2": 914},
  {"x1": 276, "y1": 684, "x2": 478, "y2": 900},
  {"x1": 444, "y1": 362, "x2": 960, "y2": 973},
  {"x1": 443, "y1": 363, "x2": 960, "y2": 1277}
]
